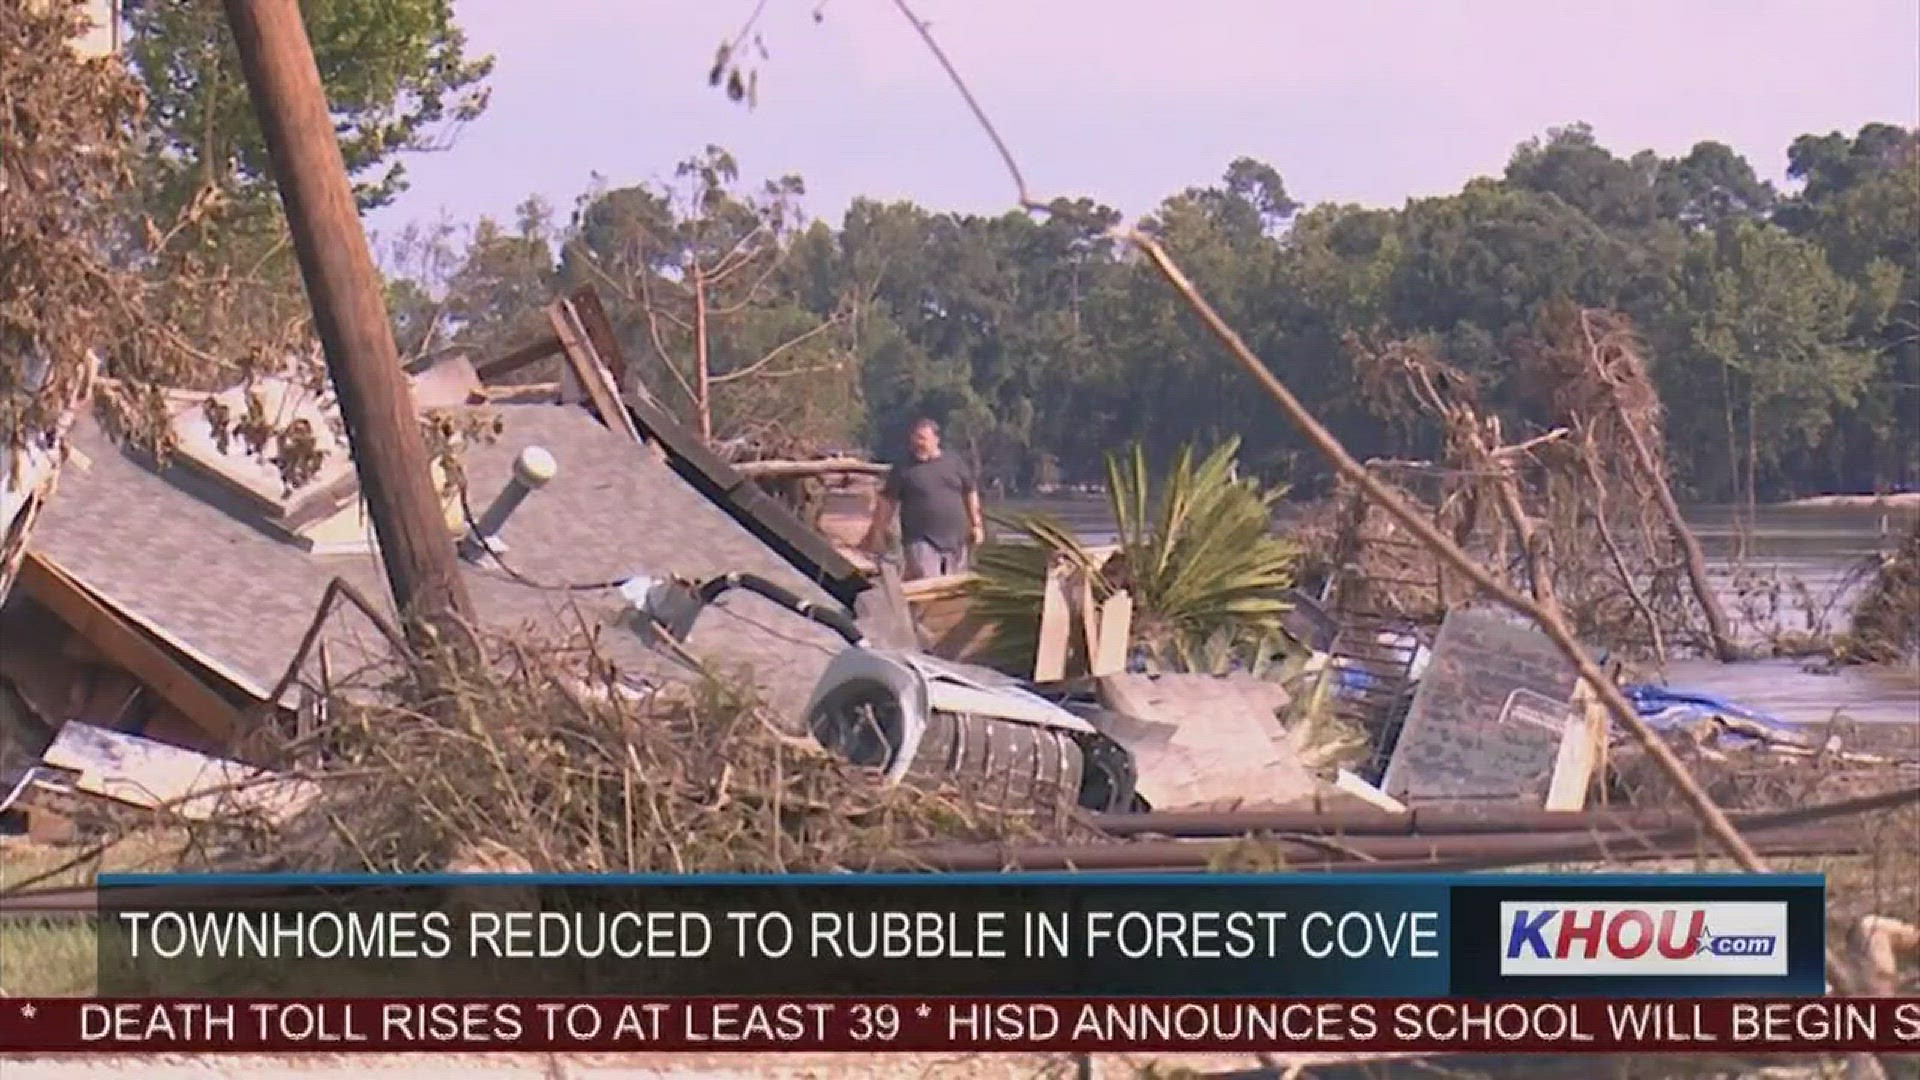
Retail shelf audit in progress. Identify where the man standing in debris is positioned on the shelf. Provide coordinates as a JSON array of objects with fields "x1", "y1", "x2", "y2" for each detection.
[{"x1": 863, "y1": 417, "x2": 985, "y2": 580}]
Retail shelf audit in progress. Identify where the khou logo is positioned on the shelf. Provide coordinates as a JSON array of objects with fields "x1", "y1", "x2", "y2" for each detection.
[{"x1": 1498, "y1": 901, "x2": 1789, "y2": 976}]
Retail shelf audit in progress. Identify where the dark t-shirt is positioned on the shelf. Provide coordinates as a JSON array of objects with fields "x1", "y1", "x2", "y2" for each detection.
[{"x1": 884, "y1": 452, "x2": 976, "y2": 553}]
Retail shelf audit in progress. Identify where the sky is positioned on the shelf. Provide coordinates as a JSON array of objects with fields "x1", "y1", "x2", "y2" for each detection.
[{"x1": 363, "y1": 0, "x2": 1920, "y2": 242}]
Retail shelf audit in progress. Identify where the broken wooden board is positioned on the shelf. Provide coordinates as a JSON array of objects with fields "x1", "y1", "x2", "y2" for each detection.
[
  {"x1": 40, "y1": 722, "x2": 316, "y2": 825},
  {"x1": 1033, "y1": 560, "x2": 1073, "y2": 682},
  {"x1": 1090, "y1": 673, "x2": 1311, "y2": 810},
  {"x1": 1544, "y1": 678, "x2": 1608, "y2": 811},
  {"x1": 1378, "y1": 606, "x2": 1578, "y2": 803},
  {"x1": 548, "y1": 300, "x2": 642, "y2": 445},
  {"x1": 1091, "y1": 591, "x2": 1134, "y2": 677},
  {"x1": 902, "y1": 573, "x2": 998, "y2": 664},
  {"x1": 17, "y1": 555, "x2": 245, "y2": 743}
]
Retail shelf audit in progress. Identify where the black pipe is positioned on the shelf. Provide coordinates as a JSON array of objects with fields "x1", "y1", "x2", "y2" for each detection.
[
  {"x1": 906, "y1": 785, "x2": 1920, "y2": 871},
  {"x1": 888, "y1": 823, "x2": 1862, "y2": 873},
  {"x1": 693, "y1": 572, "x2": 865, "y2": 646},
  {"x1": 1090, "y1": 784, "x2": 1920, "y2": 838}
]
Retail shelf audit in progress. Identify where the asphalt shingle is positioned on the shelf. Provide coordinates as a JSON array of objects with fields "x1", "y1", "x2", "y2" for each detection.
[{"x1": 29, "y1": 404, "x2": 846, "y2": 723}]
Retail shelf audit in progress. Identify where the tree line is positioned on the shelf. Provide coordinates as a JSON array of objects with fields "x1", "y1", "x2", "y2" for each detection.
[
  {"x1": 99, "y1": 3, "x2": 1919, "y2": 505},
  {"x1": 393, "y1": 125, "x2": 1914, "y2": 505}
]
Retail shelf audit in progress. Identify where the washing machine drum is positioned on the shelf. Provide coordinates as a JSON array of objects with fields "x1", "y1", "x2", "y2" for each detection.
[{"x1": 808, "y1": 677, "x2": 1088, "y2": 812}]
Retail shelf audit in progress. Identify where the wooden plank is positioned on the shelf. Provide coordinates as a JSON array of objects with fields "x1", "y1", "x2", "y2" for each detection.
[
  {"x1": 900, "y1": 572, "x2": 977, "y2": 602},
  {"x1": 734, "y1": 457, "x2": 890, "y2": 479},
  {"x1": 15, "y1": 555, "x2": 243, "y2": 744},
  {"x1": 565, "y1": 286, "x2": 630, "y2": 392},
  {"x1": 1544, "y1": 679, "x2": 1606, "y2": 811},
  {"x1": 1091, "y1": 591, "x2": 1134, "y2": 677},
  {"x1": 474, "y1": 334, "x2": 563, "y2": 382},
  {"x1": 547, "y1": 300, "x2": 642, "y2": 444},
  {"x1": 1076, "y1": 571, "x2": 1100, "y2": 675},
  {"x1": 1033, "y1": 559, "x2": 1073, "y2": 683}
]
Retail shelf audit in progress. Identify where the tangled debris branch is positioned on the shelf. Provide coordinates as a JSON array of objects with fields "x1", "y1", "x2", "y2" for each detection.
[
  {"x1": 228, "y1": 627, "x2": 1077, "y2": 874},
  {"x1": 3, "y1": 0, "x2": 330, "y2": 518}
]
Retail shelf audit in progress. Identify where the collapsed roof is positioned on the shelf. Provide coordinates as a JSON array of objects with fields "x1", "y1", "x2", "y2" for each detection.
[{"x1": 20, "y1": 390, "x2": 852, "y2": 731}]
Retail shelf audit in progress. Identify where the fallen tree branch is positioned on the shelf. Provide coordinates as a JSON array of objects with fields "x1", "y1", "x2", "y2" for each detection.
[{"x1": 733, "y1": 457, "x2": 889, "y2": 479}]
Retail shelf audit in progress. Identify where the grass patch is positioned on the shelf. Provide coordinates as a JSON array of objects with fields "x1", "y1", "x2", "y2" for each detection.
[{"x1": 0, "y1": 919, "x2": 98, "y2": 996}]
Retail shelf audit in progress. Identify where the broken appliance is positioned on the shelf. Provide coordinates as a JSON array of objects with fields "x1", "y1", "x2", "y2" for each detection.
[{"x1": 619, "y1": 570, "x2": 1140, "y2": 814}]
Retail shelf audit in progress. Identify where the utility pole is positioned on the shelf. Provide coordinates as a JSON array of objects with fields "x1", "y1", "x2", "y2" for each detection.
[{"x1": 221, "y1": 0, "x2": 476, "y2": 649}]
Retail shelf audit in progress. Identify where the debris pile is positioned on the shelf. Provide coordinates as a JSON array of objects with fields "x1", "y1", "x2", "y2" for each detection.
[
  {"x1": 240, "y1": 638, "x2": 1072, "y2": 875},
  {"x1": 0, "y1": 286, "x2": 1912, "y2": 911},
  {"x1": 1840, "y1": 519, "x2": 1920, "y2": 662},
  {"x1": 1325, "y1": 310, "x2": 1738, "y2": 662}
]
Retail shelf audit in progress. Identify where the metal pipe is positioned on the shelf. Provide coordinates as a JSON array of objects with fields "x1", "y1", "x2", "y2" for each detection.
[
  {"x1": 891, "y1": 822, "x2": 1862, "y2": 873},
  {"x1": 461, "y1": 447, "x2": 558, "y2": 560},
  {"x1": 0, "y1": 826, "x2": 1864, "y2": 920},
  {"x1": 906, "y1": 786, "x2": 1918, "y2": 872},
  {"x1": 1090, "y1": 784, "x2": 1920, "y2": 838}
]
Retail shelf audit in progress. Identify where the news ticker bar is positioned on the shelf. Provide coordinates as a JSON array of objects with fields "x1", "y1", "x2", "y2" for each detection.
[
  {"x1": 93, "y1": 872, "x2": 1828, "y2": 998},
  {"x1": 2, "y1": 998, "x2": 1916, "y2": 1054}
]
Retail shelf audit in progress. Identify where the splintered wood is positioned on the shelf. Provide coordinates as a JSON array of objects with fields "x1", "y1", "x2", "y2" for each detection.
[
  {"x1": 1030, "y1": 555, "x2": 1133, "y2": 682},
  {"x1": 1544, "y1": 678, "x2": 1608, "y2": 811}
]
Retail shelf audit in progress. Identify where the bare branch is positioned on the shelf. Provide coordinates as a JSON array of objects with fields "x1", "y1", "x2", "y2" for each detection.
[
  {"x1": 712, "y1": 312, "x2": 848, "y2": 385},
  {"x1": 635, "y1": 270, "x2": 700, "y2": 405},
  {"x1": 888, "y1": 0, "x2": 1045, "y2": 212},
  {"x1": 701, "y1": 221, "x2": 777, "y2": 286}
]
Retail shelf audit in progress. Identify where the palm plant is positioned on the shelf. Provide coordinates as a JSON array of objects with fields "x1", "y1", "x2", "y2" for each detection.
[{"x1": 971, "y1": 437, "x2": 1303, "y2": 675}]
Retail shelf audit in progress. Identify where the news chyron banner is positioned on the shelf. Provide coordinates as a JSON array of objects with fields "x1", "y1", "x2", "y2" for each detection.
[{"x1": 1, "y1": 871, "x2": 1916, "y2": 1055}]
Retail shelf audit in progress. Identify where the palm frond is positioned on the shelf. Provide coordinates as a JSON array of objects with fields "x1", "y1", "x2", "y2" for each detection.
[{"x1": 972, "y1": 440, "x2": 1304, "y2": 677}]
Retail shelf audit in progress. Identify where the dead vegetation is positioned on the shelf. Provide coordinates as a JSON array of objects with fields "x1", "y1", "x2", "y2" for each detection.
[
  {"x1": 1322, "y1": 308, "x2": 1740, "y2": 664},
  {"x1": 89, "y1": 626, "x2": 1075, "y2": 879},
  {"x1": 1838, "y1": 520, "x2": 1920, "y2": 663}
]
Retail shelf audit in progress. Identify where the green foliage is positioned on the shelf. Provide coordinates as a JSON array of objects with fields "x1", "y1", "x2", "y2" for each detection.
[
  {"x1": 971, "y1": 439, "x2": 1302, "y2": 674},
  {"x1": 124, "y1": 0, "x2": 493, "y2": 218},
  {"x1": 378, "y1": 123, "x2": 1916, "y2": 502}
]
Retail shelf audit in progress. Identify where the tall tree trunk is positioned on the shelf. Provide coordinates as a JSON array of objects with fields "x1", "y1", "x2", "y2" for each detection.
[
  {"x1": 1720, "y1": 361, "x2": 1741, "y2": 504},
  {"x1": 693, "y1": 264, "x2": 712, "y2": 441}
]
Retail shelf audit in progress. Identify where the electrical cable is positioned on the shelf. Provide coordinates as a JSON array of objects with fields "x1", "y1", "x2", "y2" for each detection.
[
  {"x1": 456, "y1": 485, "x2": 628, "y2": 593},
  {"x1": 456, "y1": 484, "x2": 860, "y2": 653}
]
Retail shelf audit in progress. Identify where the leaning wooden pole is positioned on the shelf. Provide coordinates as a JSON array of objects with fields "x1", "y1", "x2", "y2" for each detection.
[{"x1": 221, "y1": 0, "x2": 475, "y2": 648}]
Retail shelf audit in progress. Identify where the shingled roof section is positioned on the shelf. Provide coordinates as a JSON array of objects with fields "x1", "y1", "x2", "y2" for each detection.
[{"x1": 28, "y1": 403, "x2": 847, "y2": 724}]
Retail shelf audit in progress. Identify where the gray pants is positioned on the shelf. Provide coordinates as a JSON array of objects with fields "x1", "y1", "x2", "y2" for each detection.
[{"x1": 903, "y1": 540, "x2": 969, "y2": 580}]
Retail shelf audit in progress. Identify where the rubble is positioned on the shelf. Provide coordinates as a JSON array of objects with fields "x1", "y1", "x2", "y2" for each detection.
[{"x1": 0, "y1": 281, "x2": 1911, "y2": 909}]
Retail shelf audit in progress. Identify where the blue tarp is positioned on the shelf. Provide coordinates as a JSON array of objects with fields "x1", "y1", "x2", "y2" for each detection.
[{"x1": 1621, "y1": 684, "x2": 1801, "y2": 742}]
